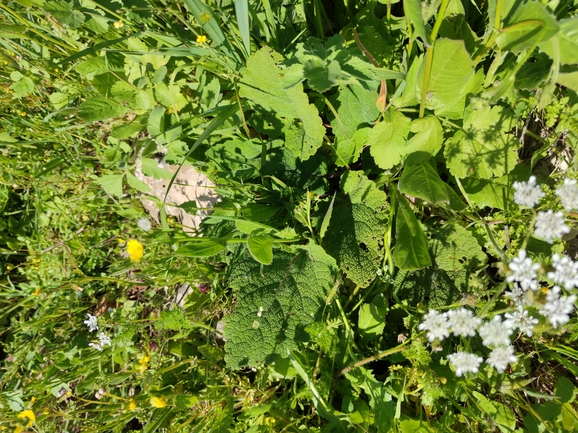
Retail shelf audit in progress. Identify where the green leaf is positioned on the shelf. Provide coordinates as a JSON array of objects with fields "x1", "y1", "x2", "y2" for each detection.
[
  {"x1": 239, "y1": 47, "x2": 325, "y2": 161},
  {"x1": 141, "y1": 158, "x2": 173, "y2": 180},
  {"x1": 155, "y1": 83, "x2": 188, "y2": 112},
  {"x1": 399, "y1": 416, "x2": 435, "y2": 433},
  {"x1": 497, "y1": 1, "x2": 559, "y2": 53},
  {"x1": 402, "y1": 116, "x2": 443, "y2": 164},
  {"x1": 319, "y1": 192, "x2": 336, "y2": 240},
  {"x1": 540, "y1": 17, "x2": 578, "y2": 65},
  {"x1": 367, "y1": 108, "x2": 412, "y2": 170},
  {"x1": 557, "y1": 71, "x2": 578, "y2": 93},
  {"x1": 126, "y1": 172, "x2": 151, "y2": 193},
  {"x1": 112, "y1": 115, "x2": 148, "y2": 139},
  {"x1": 234, "y1": 0, "x2": 251, "y2": 57},
  {"x1": 224, "y1": 244, "x2": 338, "y2": 368},
  {"x1": 444, "y1": 105, "x2": 518, "y2": 179},
  {"x1": 78, "y1": 97, "x2": 128, "y2": 122},
  {"x1": 358, "y1": 295, "x2": 388, "y2": 343},
  {"x1": 74, "y1": 57, "x2": 107, "y2": 79},
  {"x1": 97, "y1": 174, "x2": 124, "y2": 197},
  {"x1": 151, "y1": 65, "x2": 167, "y2": 85},
  {"x1": 175, "y1": 241, "x2": 225, "y2": 257},
  {"x1": 44, "y1": 0, "x2": 85, "y2": 28},
  {"x1": 9, "y1": 76, "x2": 35, "y2": 98},
  {"x1": 398, "y1": 159, "x2": 450, "y2": 204},
  {"x1": 393, "y1": 193, "x2": 431, "y2": 270},
  {"x1": 323, "y1": 172, "x2": 389, "y2": 287},
  {"x1": 148, "y1": 106, "x2": 166, "y2": 136},
  {"x1": 403, "y1": 0, "x2": 429, "y2": 45},
  {"x1": 330, "y1": 85, "x2": 380, "y2": 167},
  {"x1": 417, "y1": 38, "x2": 474, "y2": 117},
  {"x1": 247, "y1": 235, "x2": 274, "y2": 265}
]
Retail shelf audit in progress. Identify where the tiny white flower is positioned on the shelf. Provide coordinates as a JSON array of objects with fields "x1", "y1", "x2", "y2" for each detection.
[
  {"x1": 506, "y1": 250, "x2": 540, "y2": 291},
  {"x1": 548, "y1": 254, "x2": 578, "y2": 290},
  {"x1": 89, "y1": 342, "x2": 103, "y2": 351},
  {"x1": 504, "y1": 306, "x2": 539, "y2": 337},
  {"x1": 513, "y1": 176, "x2": 544, "y2": 208},
  {"x1": 504, "y1": 283, "x2": 531, "y2": 306},
  {"x1": 447, "y1": 308, "x2": 481, "y2": 337},
  {"x1": 447, "y1": 351, "x2": 484, "y2": 377},
  {"x1": 540, "y1": 286, "x2": 577, "y2": 328},
  {"x1": 138, "y1": 217, "x2": 152, "y2": 232},
  {"x1": 418, "y1": 310, "x2": 450, "y2": 342},
  {"x1": 98, "y1": 332, "x2": 112, "y2": 347},
  {"x1": 555, "y1": 178, "x2": 578, "y2": 211},
  {"x1": 257, "y1": 306, "x2": 264, "y2": 318},
  {"x1": 84, "y1": 314, "x2": 98, "y2": 332},
  {"x1": 478, "y1": 315, "x2": 513, "y2": 347},
  {"x1": 534, "y1": 210, "x2": 570, "y2": 244},
  {"x1": 487, "y1": 345, "x2": 518, "y2": 374}
]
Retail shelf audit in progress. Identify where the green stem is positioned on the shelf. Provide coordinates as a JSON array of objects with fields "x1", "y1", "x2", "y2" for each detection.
[{"x1": 337, "y1": 339, "x2": 411, "y2": 377}]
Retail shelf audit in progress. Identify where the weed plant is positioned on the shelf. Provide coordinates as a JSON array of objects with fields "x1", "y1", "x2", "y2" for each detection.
[{"x1": 1, "y1": 0, "x2": 578, "y2": 431}]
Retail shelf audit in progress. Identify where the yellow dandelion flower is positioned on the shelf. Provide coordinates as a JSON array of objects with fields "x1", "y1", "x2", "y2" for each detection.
[
  {"x1": 196, "y1": 34, "x2": 207, "y2": 45},
  {"x1": 126, "y1": 239, "x2": 143, "y2": 262},
  {"x1": 150, "y1": 396, "x2": 166, "y2": 408},
  {"x1": 17, "y1": 410, "x2": 35, "y2": 428}
]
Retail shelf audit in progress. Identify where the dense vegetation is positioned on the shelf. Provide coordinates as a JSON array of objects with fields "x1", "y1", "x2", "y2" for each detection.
[{"x1": 1, "y1": 0, "x2": 578, "y2": 431}]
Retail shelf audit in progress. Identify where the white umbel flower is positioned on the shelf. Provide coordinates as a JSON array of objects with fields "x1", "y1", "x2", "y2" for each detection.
[
  {"x1": 513, "y1": 176, "x2": 544, "y2": 208},
  {"x1": 418, "y1": 310, "x2": 450, "y2": 342},
  {"x1": 504, "y1": 283, "x2": 530, "y2": 306},
  {"x1": 447, "y1": 308, "x2": 481, "y2": 337},
  {"x1": 539, "y1": 286, "x2": 577, "y2": 328},
  {"x1": 487, "y1": 345, "x2": 518, "y2": 374},
  {"x1": 504, "y1": 306, "x2": 539, "y2": 337},
  {"x1": 84, "y1": 314, "x2": 99, "y2": 332},
  {"x1": 506, "y1": 250, "x2": 540, "y2": 291},
  {"x1": 89, "y1": 332, "x2": 112, "y2": 352},
  {"x1": 555, "y1": 178, "x2": 578, "y2": 211},
  {"x1": 534, "y1": 210, "x2": 570, "y2": 243},
  {"x1": 138, "y1": 217, "x2": 152, "y2": 232},
  {"x1": 447, "y1": 351, "x2": 484, "y2": 377},
  {"x1": 548, "y1": 254, "x2": 578, "y2": 290},
  {"x1": 478, "y1": 315, "x2": 513, "y2": 347}
]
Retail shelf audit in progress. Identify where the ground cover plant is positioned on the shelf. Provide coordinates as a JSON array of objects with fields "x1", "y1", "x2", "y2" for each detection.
[{"x1": 1, "y1": 0, "x2": 578, "y2": 431}]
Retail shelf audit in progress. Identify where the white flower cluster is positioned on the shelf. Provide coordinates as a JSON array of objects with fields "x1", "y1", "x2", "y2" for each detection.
[
  {"x1": 505, "y1": 250, "x2": 577, "y2": 330},
  {"x1": 513, "y1": 176, "x2": 544, "y2": 208},
  {"x1": 556, "y1": 178, "x2": 578, "y2": 211},
  {"x1": 138, "y1": 217, "x2": 152, "y2": 232},
  {"x1": 84, "y1": 313, "x2": 112, "y2": 351},
  {"x1": 84, "y1": 314, "x2": 99, "y2": 332},
  {"x1": 534, "y1": 210, "x2": 570, "y2": 244},
  {"x1": 418, "y1": 309, "x2": 518, "y2": 376}
]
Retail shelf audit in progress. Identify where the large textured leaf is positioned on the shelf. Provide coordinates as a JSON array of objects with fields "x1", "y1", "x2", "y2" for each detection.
[
  {"x1": 417, "y1": 38, "x2": 474, "y2": 117},
  {"x1": 44, "y1": 0, "x2": 85, "y2": 28},
  {"x1": 224, "y1": 245, "x2": 338, "y2": 369},
  {"x1": 323, "y1": 172, "x2": 389, "y2": 287},
  {"x1": 239, "y1": 47, "x2": 325, "y2": 161},
  {"x1": 444, "y1": 105, "x2": 518, "y2": 179},
  {"x1": 398, "y1": 159, "x2": 450, "y2": 205},
  {"x1": 367, "y1": 108, "x2": 412, "y2": 169},
  {"x1": 330, "y1": 85, "x2": 380, "y2": 167},
  {"x1": 540, "y1": 17, "x2": 578, "y2": 65},
  {"x1": 393, "y1": 193, "x2": 431, "y2": 270},
  {"x1": 497, "y1": 1, "x2": 559, "y2": 53}
]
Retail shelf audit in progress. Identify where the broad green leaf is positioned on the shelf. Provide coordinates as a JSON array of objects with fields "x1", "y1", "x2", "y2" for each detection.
[
  {"x1": 417, "y1": 38, "x2": 474, "y2": 117},
  {"x1": 557, "y1": 71, "x2": 578, "y2": 93},
  {"x1": 393, "y1": 55, "x2": 422, "y2": 108},
  {"x1": 155, "y1": 83, "x2": 188, "y2": 112},
  {"x1": 74, "y1": 57, "x2": 107, "y2": 79},
  {"x1": 497, "y1": 1, "x2": 559, "y2": 53},
  {"x1": 323, "y1": 172, "x2": 389, "y2": 287},
  {"x1": 239, "y1": 47, "x2": 325, "y2": 161},
  {"x1": 444, "y1": 105, "x2": 518, "y2": 179},
  {"x1": 112, "y1": 115, "x2": 147, "y2": 139},
  {"x1": 126, "y1": 172, "x2": 151, "y2": 193},
  {"x1": 78, "y1": 97, "x2": 127, "y2": 122},
  {"x1": 247, "y1": 235, "x2": 274, "y2": 265},
  {"x1": 398, "y1": 159, "x2": 450, "y2": 204},
  {"x1": 174, "y1": 395, "x2": 199, "y2": 409},
  {"x1": 330, "y1": 85, "x2": 380, "y2": 167},
  {"x1": 141, "y1": 158, "x2": 173, "y2": 180},
  {"x1": 399, "y1": 416, "x2": 435, "y2": 433},
  {"x1": 367, "y1": 108, "x2": 412, "y2": 170},
  {"x1": 224, "y1": 244, "x2": 338, "y2": 368},
  {"x1": 358, "y1": 295, "x2": 388, "y2": 343},
  {"x1": 403, "y1": 0, "x2": 429, "y2": 45},
  {"x1": 175, "y1": 241, "x2": 225, "y2": 257},
  {"x1": 49, "y1": 92, "x2": 68, "y2": 109},
  {"x1": 97, "y1": 174, "x2": 124, "y2": 197},
  {"x1": 151, "y1": 65, "x2": 167, "y2": 85},
  {"x1": 393, "y1": 193, "x2": 431, "y2": 270},
  {"x1": 319, "y1": 192, "x2": 336, "y2": 240},
  {"x1": 540, "y1": 17, "x2": 578, "y2": 65},
  {"x1": 147, "y1": 106, "x2": 166, "y2": 136},
  {"x1": 472, "y1": 391, "x2": 497, "y2": 415},
  {"x1": 9, "y1": 76, "x2": 35, "y2": 98}
]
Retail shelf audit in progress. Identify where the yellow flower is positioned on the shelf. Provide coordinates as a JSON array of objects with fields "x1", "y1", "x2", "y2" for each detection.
[
  {"x1": 20, "y1": 111, "x2": 26, "y2": 116},
  {"x1": 17, "y1": 410, "x2": 35, "y2": 428},
  {"x1": 126, "y1": 239, "x2": 143, "y2": 262},
  {"x1": 113, "y1": 20, "x2": 123, "y2": 29},
  {"x1": 150, "y1": 396, "x2": 166, "y2": 408},
  {"x1": 128, "y1": 398, "x2": 137, "y2": 412},
  {"x1": 196, "y1": 35, "x2": 207, "y2": 44}
]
